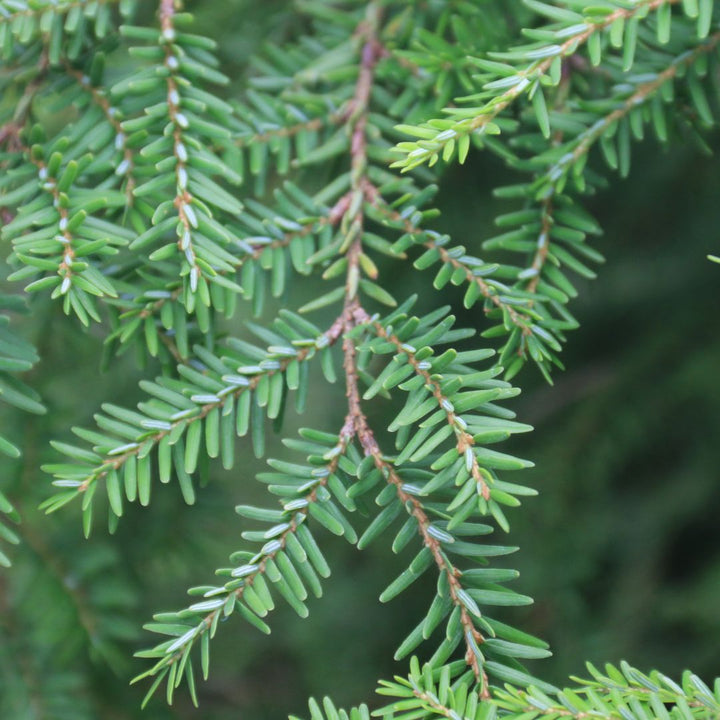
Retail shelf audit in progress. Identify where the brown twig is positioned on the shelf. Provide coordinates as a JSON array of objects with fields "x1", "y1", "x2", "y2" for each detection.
[
  {"x1": 337, "y1": 5, "x2": 383, "y2": 304},
  {"x1": 76, "y1": 322, "x2": 343, "y2": 495},
  {"x1": 526, "y1": 67, "x2": 571, "y2": 297},
  {"x1": 233, "y1": 114, "x2": 343, "y2": 148},
  {"x1": 397, "y1": 0, "x2": 686, "y2": 170},
  {"x1": 369, "y1": 320, "x2": 491, "y2": 499},
  {"x1": 158, "y1": 0, "x2": 203, "y2": 290},
  {"x1": 350, "y1": 347, "x2": 489, "y2": 691},
  {"x1": 328, "y1": 5, "x2": 489, "y2": 691},
  {"x1": 151, "y1": 420, "x2": 356, "y2": 677},
  {"x1": 62, "y1": 61, "x2": 137, "y2": 204},
  {"x1": 364, "y1": 183, "x2": 531, "y2": 335}
]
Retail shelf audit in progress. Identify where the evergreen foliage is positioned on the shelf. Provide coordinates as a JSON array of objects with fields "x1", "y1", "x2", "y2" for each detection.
[{"x1": 0, "y1": 0, "x2": 717, "y2": 716}]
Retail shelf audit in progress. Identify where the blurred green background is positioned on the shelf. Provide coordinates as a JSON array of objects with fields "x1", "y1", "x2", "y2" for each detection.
[{"x1": 1, "y1": 1, "x2": 719, "y2": 718}]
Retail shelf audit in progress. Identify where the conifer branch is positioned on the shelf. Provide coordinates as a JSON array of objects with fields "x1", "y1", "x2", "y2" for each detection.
[
  {"x1": 0, "y1": 0, "x2": 122, "y2": 24},
  {"x1": 3, "y1": 0, "x2": 717, "y2": 712},
  {"x1": 540, "y1": 30, "x2": 720, "y2": 192},
  {"x1": 343, "y1": 312, "x2": 490, "y2": 690},
  {"x1": 232, "y1": 113, "x2": 344, "y2": 149},
  {"x1": 524, "y1": 68, "x2": 571, "y2": 296},
  {"x1": 62, "y1": 61, "x2": 137, "y2": 203},
  {"x1": 329, "y1": 14, "x2": 497, "y2": 686},
  {"x1": 368, "y1": 321, "x2": 492, "y2": 499},
  {"x1": 17, "y1": 118, "x2": 119, "y2": 312},
  {"x1": 158, "y1": 0, "x2": 204, "y2": 293},
  {"x1": 391, "y1": 0, "x2": 687, "y2": 171},
  {"x1": 43, "y1": 323, "x2": 341, "y2": 516},
  {"x1": 133, "y1": 425, "x2": 354, "y2": 702},
  {"x1": 351, "y1": 391, "x2": 489, "y2": 691},
  {"x1": 365, "y1": 186, "x2": 531, "y2": 334}
]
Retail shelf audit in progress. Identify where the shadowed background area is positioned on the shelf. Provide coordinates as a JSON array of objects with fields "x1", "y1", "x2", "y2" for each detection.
[{"x1": 0, "y1": 1, "x2": 718, "y2": 718}]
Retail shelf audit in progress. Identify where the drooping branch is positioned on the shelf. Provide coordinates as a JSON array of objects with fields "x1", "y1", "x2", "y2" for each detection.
[
  {"x1": 124, "y1": 211, "x2": 339, "y2": 333},
  {"x1": 368, "y1": 321, "x2": 491, "y2": 499},
  {"x1": 346, "y1": 329, "x2": 488, "y2": 690},
  {"x1": 35, "y1": 1, "x2": 574, "y2": 707},
  {"x1": 540, "y1": 30, "x2": 720, "y2": 192},
  {"x1": 310, "y1": 5, "x2": 492, "y2": 690},
  {"x1": 132, "y1": 424, "x2": 354, "y2": 701},
  {"x1": 62, "y1": 61, "x2": 137, "y2": 203},
  {"x1": 341, "y1": 302, "x2": 490, "y2": 689},
  {"x1": 365, "y1": 185, "x2": 532, "y2": 334},
  {"x1": 44, "y1": 321, "x2": 345, "y2": 512},
  {"x1": 158, "y1": 0, "x2": 204, "y2": 292},
  {"x1": 390, "y1": 0, "x2": 687, "y2": 171}
]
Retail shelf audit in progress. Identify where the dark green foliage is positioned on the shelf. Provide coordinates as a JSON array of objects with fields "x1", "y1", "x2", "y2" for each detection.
[{"x1": 0, "y1": 0, "x2": 718, "y2": 717}]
